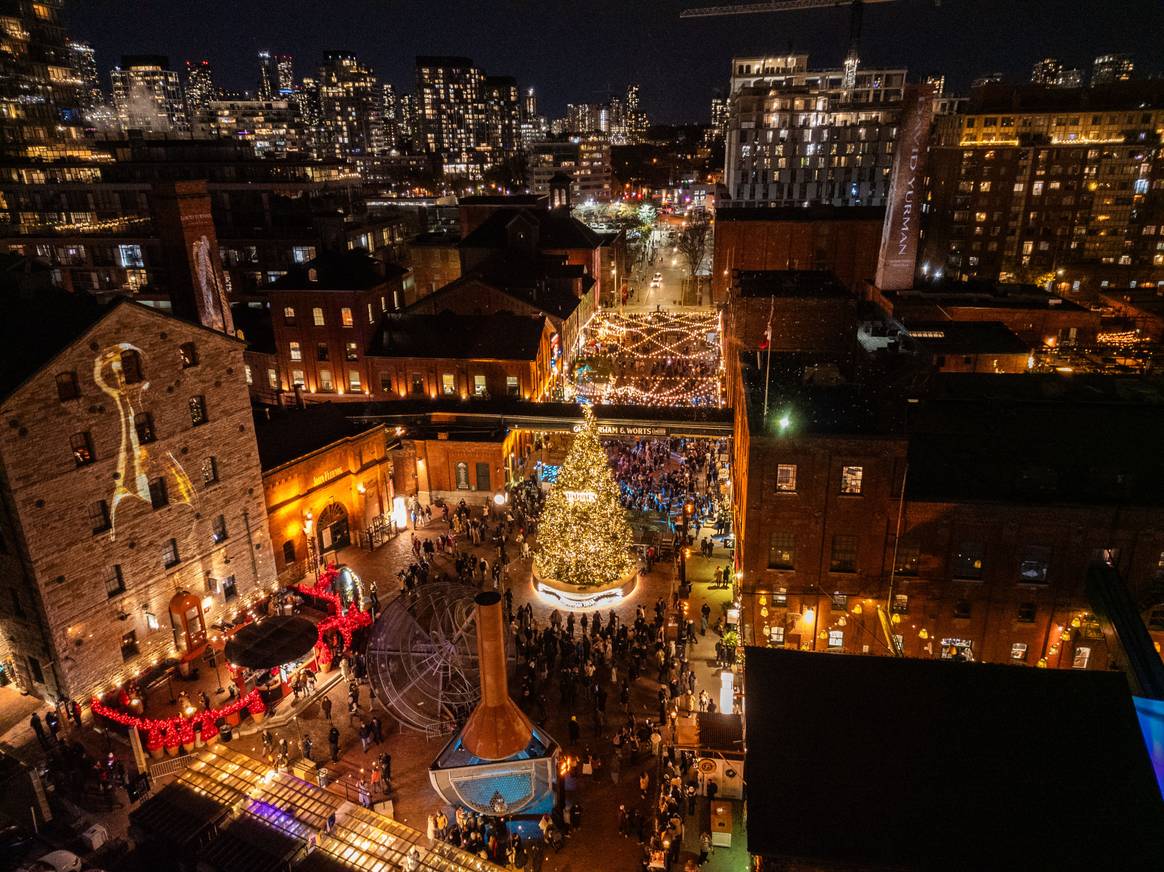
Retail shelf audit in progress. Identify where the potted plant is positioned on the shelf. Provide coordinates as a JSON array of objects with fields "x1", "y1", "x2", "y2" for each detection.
[
  {"x1": 145, "y1": 728, "x2": 164, "y2": 760},
  {"x1": 225, "y1": 706, "x2": 242, "y2": 727},
  {"x1": 248, "y1": 697, "x2": 267, "y2": 723},
  {"x1": 315, "y1": 643, "x2": 334, "y2": 674},
  {"x1": 179, "y1": 721, "x2": 196, "y2": 754},
  {"x1": 164, "y1": 728, "x2": 181, "y2": 757}
]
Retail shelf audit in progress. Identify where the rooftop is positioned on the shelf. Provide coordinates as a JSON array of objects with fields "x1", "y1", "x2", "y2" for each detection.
[
  {"x1": 734, "y1": 269, "x2": 852, "y2": 299},
  {"x1": 902, "y1": 319, "x2": 1030, "y2": 354},
  {"x1": 966, "y1": 79, "x2": 1164, "y2": 114},
  {"x1": 253, "y1": 403, "x2": 383, "y2": 471},
  {"x1": 887, "y1": 280, "x2": 1091, "y2": 312},
  {"x1": 744, "y1": 647, "x2": 1164, "y2": 870},
  {"x1": 368, "y1": 311, "x2": 548, "y2": 360},
  {"x1": 717, "y1": 205, "x2": 885, "y2": 223},
  {"x1": 458, "y1": 194, "x2": 546, "y2": 207},
  {"x1": 0, "y1": 285, "x2": 110, "y2": 400},
  {"x1": 268, "y1": 250, "x2": 403, "y2": 292},
  {"x1": 460, "y1": 207, "x2": 602, "y2": 251},
  {"x1": 415, "y1": 250, "x2": 588, "y2": 322}
]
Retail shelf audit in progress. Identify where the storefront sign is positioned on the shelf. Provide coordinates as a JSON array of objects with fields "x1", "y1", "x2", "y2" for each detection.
[
  {"x1": 564, "y1": 490, "x2": 597, "y2": 504},
  {"x1": 596, "y1": 424, "x2": 669, "y2": 437},
  {"x1": 312, "y1": 467, "x2": 345, "y2": 488}
]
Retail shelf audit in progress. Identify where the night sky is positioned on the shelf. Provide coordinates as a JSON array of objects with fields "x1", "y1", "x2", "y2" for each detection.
[{"x1": 66, "y1": 0, "x2": 1164, "y2": 123}]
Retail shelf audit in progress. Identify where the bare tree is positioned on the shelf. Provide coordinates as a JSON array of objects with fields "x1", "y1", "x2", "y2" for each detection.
[{"x1": 675, "y1": 216, "x2": 712, "y2": 303}]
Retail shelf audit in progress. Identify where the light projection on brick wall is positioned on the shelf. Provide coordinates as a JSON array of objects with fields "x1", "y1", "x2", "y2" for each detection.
[{"x1": 94, "y1": 342, "x2": 195, "y2": 537}]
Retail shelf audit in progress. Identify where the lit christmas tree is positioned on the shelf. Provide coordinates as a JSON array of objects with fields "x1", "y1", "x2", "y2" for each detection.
[{"x1": 534, "y1": 406, "x2": 637, "y2": 588}]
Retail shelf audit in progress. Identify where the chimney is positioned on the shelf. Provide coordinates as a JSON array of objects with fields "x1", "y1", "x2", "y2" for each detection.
[{"x1": 460, "y1": 591, "x2": 533, "y2": 760}]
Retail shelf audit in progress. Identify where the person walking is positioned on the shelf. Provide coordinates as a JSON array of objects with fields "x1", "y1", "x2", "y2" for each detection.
[
  {"x1": 699, "y1": 830, "x2": 712, "y2": 865},
  {"x1": 302, "y1": 735, "x2": 313, "y2": 762},
  {"x1": 567, "y1": 714, "x2": 580, "y2": 745},
  {"x1": 29, "y1": 713, "x2": 49, "y2": 750},
  {"x1": 320, "y1": 694, "x2": 332, "y2": 721},
  {"x1": 328, "y1": 725, "x2": 341, "y2": 762}
]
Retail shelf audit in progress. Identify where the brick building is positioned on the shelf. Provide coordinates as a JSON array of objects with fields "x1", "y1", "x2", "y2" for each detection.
[
  {"x1": 870, "y1": 280, "x2": 1102, "y2": 348},
  {"x1": 404, "y1": 230, "x2": 462, "y2": 299},
  {"x1": 255, "y1": 404, "x2": 396, "y2": 583},
  {"x1": 266, "y1": 250, "x2": 413, "y2": 398},
  {"x1": 366, "y1": 312, "x2": 556, "y2": 402},
  {"x1": 0, "y1": 287, "x2": 275, "y2": 702},
  {"x1": 712, "y1": 206, "x2": 884, "y2": 301},
  {"x1": 732, "y1": 353, "x2": 1164, "y2": 670},
  {"x1": 921, "y1": 81, "x2": 1164, "y2": 291}
]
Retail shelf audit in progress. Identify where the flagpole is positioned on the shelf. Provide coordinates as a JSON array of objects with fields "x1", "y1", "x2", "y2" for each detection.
[{"x1": 762, "y1": 297, "x2": 774, "y2": 421}]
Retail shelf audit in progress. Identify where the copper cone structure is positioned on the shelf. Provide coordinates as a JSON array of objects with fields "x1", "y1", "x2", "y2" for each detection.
[{"x1": 460, "y1": 591, "x2": 534, "y2": 761}]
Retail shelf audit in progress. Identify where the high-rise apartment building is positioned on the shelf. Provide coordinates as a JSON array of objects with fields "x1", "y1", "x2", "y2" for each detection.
[
  {"x1": 484, "y1": 76, "x2": 521, "y2": 161},
  {"x1": 1031, "y1": 58, "x2": 1062, "y2": 86},
  {"x1": 1092, "y1": 53, "x2": 1134, "y2": 86},
  {"x1": 709, "y1": 96, "x2": 729, "y2": 139},
  {"x1": 625, "y1": 83, "x2": 646, "y2": 140},
  {"x1": 183, "y1": 59, "x2": 216, "y2": 121},
  {"x1": 317, "y1": 51, "x2": 384, "y2": 161},
  {"x1": 196, "y1": 99, "x2": 304, "y2": 158},
  {"x1": 382, "y1": 83, "x2": 399, "y2": 150},
  {"x1": 68, "y1": 39, "x2": 103, "y2": 112},
  {"x1": 0, "y1": 0, "x2": 83, "y2": 151},
  {"x1": 723, "y1": 54, "x2": 906, "y2": 207},
  {"x1": 257, "y1": 50, "x2": 275, "y2": 100},
  {"x1": 922, "y1": 82, "x2": 1164, "y2": 289},
  {"x1": 111, "y1": 55, "x2": 189, "y2": 134},
  {"x1": 527, "y1": 139, "x2": 612, "y2": 202},
  {"x1": 415, "y1": 56, "x2": 488, "y2": 177},
  {"x1": 566, "y1": 102, "x2": 603, "y2": 135},
  {"x1": 276, "y1": 54, "x2": 295, "y2": 95}
]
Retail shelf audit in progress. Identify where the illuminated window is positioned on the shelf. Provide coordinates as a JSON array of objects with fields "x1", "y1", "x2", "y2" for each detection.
[
  {"x1": 145, "y1": 611, "x2": 160, "y2": 632},
  {"x1": 162, "y1": 537, "x2": 180, "y2": 568},
  {"x1": 348, "y1": 370, "x2": 361, "y2": 391},
  {"x1": 70, "y1": 431, "x2": 95, "y2": 466},
  {"x1": 149, "y1": 477, "x2": 169, "y2": 510},
  {"x1": 1010, "y1": 642, "x2": 1028, "y2": 661},
  {"x1": 312, "y1": 307, "x2": 325, "y2": 326},
  {"x1": 473, "y1": 374, "x2": 487, "y2": 396},
  {"x1": 319, "y1": 368, "x2": 334, "y2": 391},
  {"x1": 289, "y1": 341, "x2": 302, "y2": 361},
  {"x1": 891, "y1": 594, "x2": 909, "y2": 614},
  {"x1": 831, "y1": 593, "x2": 848, "y2": 610},
  {"x1": 120, "y1": 630, "x2": 138, "y2": 661},
  {"x1": 441, "y1": 373, "x2": 456, "y2": 395},
  {"x1": 211, "y1": 514, "x2": 228, "y2": 544},
  {"x1": 953, "y1": 541, "x2": 984, "y2": 579},
  {"x1": 179, "y1": 342, "x2": 198, "y2": 368},
  {"x1": 105, "y1": 564, "x2": 125, "y2": 598},
  {"x1": 978, "y1": 181, "x2": 991, "y2": 192},
  {"x1": 89, "y1": 500, "x2": 111, "y2": 534},
  {"x1": 776, "y1": 463, "x2": 797, "y2": 492},
  {"x1": 840, "y1": 465, "x2": 863, "y2": 494},
  {"x1": 120, "y1": 349, "x2": 143, "y2": 384},
  {"x1": 268, "y1": 369, "x2": 278, "y2": 389},
  {"x1": 283, "y1": 306, "x2": 296, "y2": 324},
  {"x1": 830, "y1": 535, "x2": 857, "y2": 573},
  {"x1": 340, "y1": 307, "x2": 354, "y2": 327},
  {"x1": 291, "y1": 370, "x2": 305, "y2": 387},
  {"x1": 827, "y1": 630, "x2": 844, "y2": 649},
  {"x1": 56, "y1": 371, "x2": 80, "y2": 401},
  {"x1": 292, "y1": 246, "x2": 315, "y2": 263},
  {"x1": 1018, "y1": 545, "x2": 1051, "y2": 583},
  {"x1": 769, "y1": 625, "x2": 785, "y2": 644},
  {"x1": 768, "y1": 533, "x2": 795, "y2": 570},
  {"x1": 506, "y1": 375, "x2": 520, "y2": 396},
  {"x1": 201, "y1": 456, "x2": 218, "y2": 485},
  {"x1": 188, "y1": 395, "x2": 208, "y2": 426},
  {"x1": 379, "y1": 373, "x2": 392, "y2": 393},
  {"x1": 244, "y1": 365, "x2": 253, "y2": 385},
  {"x1": 367, "y1": 303, "x2": 374, "y2": 324},
  {"x1": 134, "y1": 412, "x2": 156, "y2": 444},
  {"x1": 345, "y1": 342, "x2": 359, "y2": 361},
  {"x1": 117, "y1": 243, "x2": 144, "y2": 268}
]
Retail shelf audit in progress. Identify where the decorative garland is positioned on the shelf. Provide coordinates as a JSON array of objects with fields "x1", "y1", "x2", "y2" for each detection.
[{"x1": 91, "y1": 566, "x2": 373, "y2": 745}]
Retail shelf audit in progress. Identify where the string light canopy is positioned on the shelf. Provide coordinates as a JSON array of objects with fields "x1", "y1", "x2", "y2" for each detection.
[{"x1": 533, "y1": 406, "x2": 637, "y2": 590}]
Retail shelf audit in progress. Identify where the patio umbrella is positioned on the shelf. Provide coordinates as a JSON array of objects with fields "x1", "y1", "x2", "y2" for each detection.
[{"x1": 224, "y1": 616, "x2": 318, "y2": 670}]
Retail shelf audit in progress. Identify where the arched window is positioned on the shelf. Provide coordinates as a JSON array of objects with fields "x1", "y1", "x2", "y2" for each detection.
[
  {"x1": 282, "y1": 540, "x2": 296, "y2": 564},
  {"x1": 455, "y1": 462, "x2": 470, "y2": 490}
]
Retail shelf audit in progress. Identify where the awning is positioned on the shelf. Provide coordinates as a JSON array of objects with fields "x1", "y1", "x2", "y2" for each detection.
[{"x1": 224, "y1": 616, "x2": 317, "y2": 670}]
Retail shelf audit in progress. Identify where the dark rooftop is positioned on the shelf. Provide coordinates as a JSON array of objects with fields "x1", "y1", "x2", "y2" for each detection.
[
  {"x1": 230, "y1": 302, "x2": 276, "y2": 355},
  {"x1": 0, "y1": 284, "x2": 111, "y2": 400},
  {"x1": 906, "y1": 373, "x2": 1164, "y2": 505},
  {"x1": 129, "y1": 781, "x2": 229, "y2": 848},
  {"x1": 253, "y1": 403, "x2": 383, "y2": 471},
  {"x1": 458, "y1": 194, "x2": 546, "y2": 207},
  {"x1": 745, "y1": 647, "x2": 1164, "y2": 870},
  {"x1": 409, "y1": 230, "x2": 461, "y2": 246},
  {"x1": 368, "y1": 311, "x2": 547, "y2": 360},
  {"x1": 966, "y1": 79, "x2": 1164, "y2": 114},
  {"x1": 734, "y1": 270, "x2": 851, "y2": 299},
  {"x1": 460, "y1": 207, "x2": 602, "y2": 251},
  {"x1": 903, "y1": 319, "x2": 1030, "y2": 355},
  {"x1": 268, "y1": 250, "x2": 400, "y2": 292},
  {"x1": 717, "y1": 205, "x2": 885, "y2": 223},
  {"x1": 888, "y1": 280, "x2": 1090, "y2": 312}
]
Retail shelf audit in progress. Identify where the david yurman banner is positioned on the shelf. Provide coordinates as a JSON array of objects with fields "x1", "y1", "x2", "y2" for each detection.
[{"x1": 875, "y1": 83, "x2": 935, "y2": 291}]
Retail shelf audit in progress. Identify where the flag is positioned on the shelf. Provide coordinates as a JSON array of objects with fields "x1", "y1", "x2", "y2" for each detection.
[{"x1": 759, "y1": 323, "x2": 771, "y2": 351}]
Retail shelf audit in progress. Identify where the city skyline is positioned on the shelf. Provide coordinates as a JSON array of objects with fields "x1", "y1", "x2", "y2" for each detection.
[{"x1": 67, "y1": 0, "x2": 1164, "y2": 123}]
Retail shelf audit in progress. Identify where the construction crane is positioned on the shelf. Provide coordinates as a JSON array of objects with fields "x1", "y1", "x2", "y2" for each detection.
[{"x1": 681, "y1": 0, "x2": 936, "y2": 89}]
